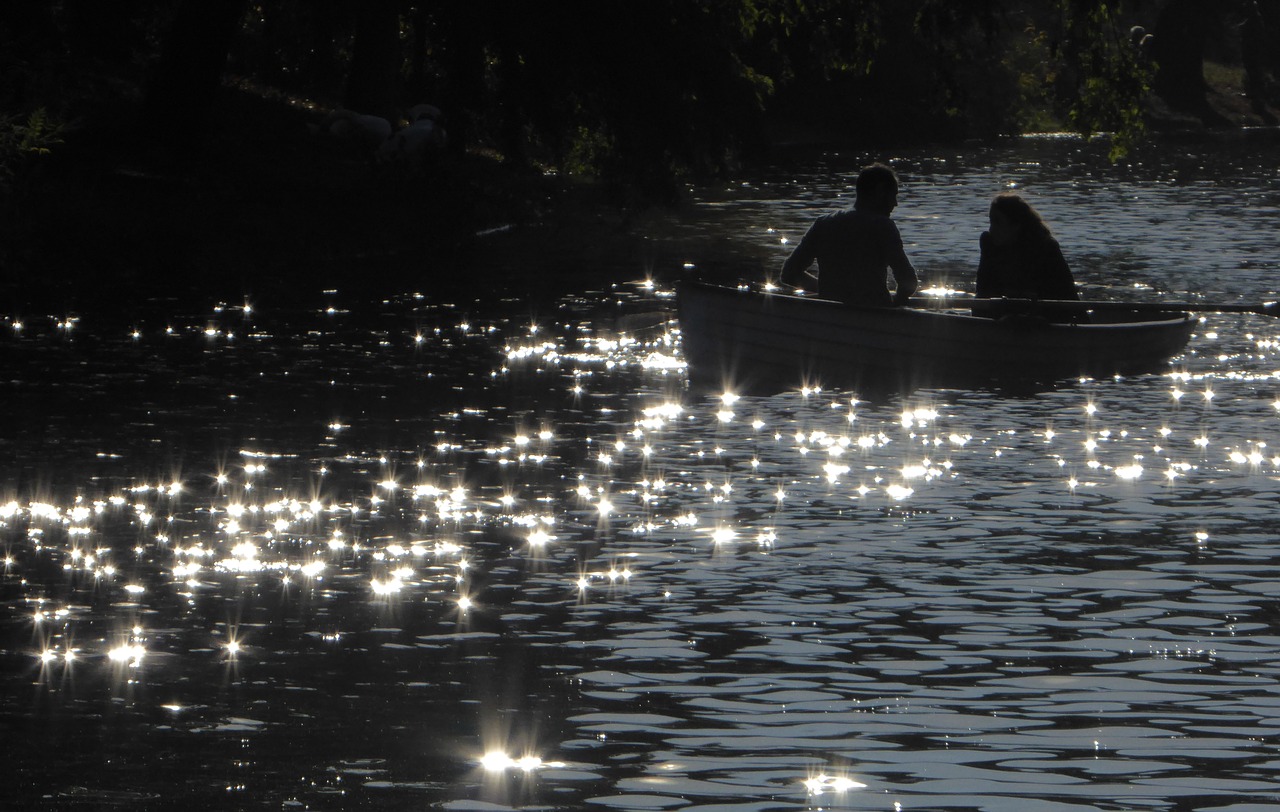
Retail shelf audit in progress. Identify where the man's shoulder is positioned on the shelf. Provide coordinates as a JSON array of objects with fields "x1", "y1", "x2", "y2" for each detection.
[
  {"x1": 816, "y1": 208, "x2": 892, "y2": 227},
  {"x1": 853, "y1": 209, "x2": 901, "y2": 240},
  {"x1": 823, "y1": 207, "x2": 862, "y2": 220},
  {"x1": 808, "y1": 208, "x2": 900, "y2": 245},
  {"x1": 812, "y1": 208, "x2": 856, "y2": 225}
]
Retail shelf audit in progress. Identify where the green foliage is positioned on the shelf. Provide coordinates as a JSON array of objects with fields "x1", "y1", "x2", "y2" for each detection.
[
  {"x1": 563, "y1": 125, "x2": 614, "y2": 178},
  {"x1": 1004, "y1": 25, "x2": 1063, "y2": 133},
  {"x1": 3, "y1": 0, "x2": 1226, "y2": 194},
  {"x1": 912, "y1": 0, "x2": 1025, "y2": 138},
  {"x1": 1054, "y1": 0, "x2": 1154, "y2": 159},
  {"x1": 0, "y1": 108, "x2": 64, "y2": 185}
]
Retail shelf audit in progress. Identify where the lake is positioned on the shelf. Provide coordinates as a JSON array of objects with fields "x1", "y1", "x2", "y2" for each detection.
[{"x1": 3, "y1": 132, "x2": 1280, "y2": 811}]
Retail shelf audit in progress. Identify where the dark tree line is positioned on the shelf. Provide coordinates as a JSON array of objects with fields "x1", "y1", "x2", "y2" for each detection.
[{"x1": 2, "y1": 0, "x2": 1279, "y2": 189}]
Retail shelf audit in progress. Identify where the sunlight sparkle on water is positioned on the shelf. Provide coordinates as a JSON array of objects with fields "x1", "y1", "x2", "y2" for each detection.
[
  {"x1": 107, "y1": 643, "x2": 146, "y2": 665},
  {"x1": 710, "y1": 527, "x2": 738, "y2": 545},
  {"x1": 1115, "y1": 462, "x2": 1143, "y2": 480},
  {"x1": 900, "y1": 407, "x2": 939, "y2": 428},
  {"x1": 371, "y1": 577, "x2": 404, "y2": 596},
  {"x1": 885, "y1": 484, "x2": 914, "y2": 500},
  {"x1": 901, "y1": 463, "x2": 933, "y2": 480},
  {"x1": 11, "y1": 263, "x2": 1280, "y2": 809},
  {"x1": 480, "y1": 751, "x2": 514, "y2": 772},
  {"x1": 823, "y1": 463, "x2": 851, "y2": 483},
  {"x1": 480, "y1": 751, "x2": 561, "y2": 773},
  {"x1": 803, "y1": 773, "x2": 867, "y2": 795},
  {"x1": 918, "y1": 285, "x2": 966, "y2": 297}
]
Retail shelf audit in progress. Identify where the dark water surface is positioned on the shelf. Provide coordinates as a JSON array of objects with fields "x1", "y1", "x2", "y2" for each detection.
[{"x1": 4, "y1": 135, "x2": 1280, "y2": 811}]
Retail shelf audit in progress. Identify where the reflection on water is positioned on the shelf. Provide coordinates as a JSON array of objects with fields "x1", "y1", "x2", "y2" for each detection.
[{"x1": 4, "y1": 135, "x2": 1280, "y2": 810}]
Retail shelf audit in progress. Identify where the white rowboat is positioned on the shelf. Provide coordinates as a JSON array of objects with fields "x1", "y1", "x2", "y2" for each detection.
[{"x1": 677, "y1": 281, "x2": 1199, "y2": 393}]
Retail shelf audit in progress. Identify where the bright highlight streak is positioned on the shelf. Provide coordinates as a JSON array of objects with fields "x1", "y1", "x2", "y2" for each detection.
[
  {"x1": 804, "y1": 773, "x2": 867, "y2": 795},
  {"x1": 481, "y1": 752, "x2": 514, "y2": 772}
]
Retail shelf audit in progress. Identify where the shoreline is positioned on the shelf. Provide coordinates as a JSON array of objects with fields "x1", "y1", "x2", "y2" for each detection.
[{"x1": 3, "y1": 83, "x2": 1275, "y2": 319}]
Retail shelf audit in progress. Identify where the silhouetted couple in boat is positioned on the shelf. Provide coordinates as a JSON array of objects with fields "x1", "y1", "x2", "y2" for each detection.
[{"x1": 778, "y1": 164, "x2": 1081, "y2": 321}]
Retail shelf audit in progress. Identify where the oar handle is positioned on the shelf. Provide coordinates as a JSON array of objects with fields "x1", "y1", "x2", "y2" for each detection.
[
  {"x1": 756, "y1": 282, "x2": 1280, "y2": 318},
  {"x1": 915, "y1": 296, "x2": 1280, "y2": 318}
]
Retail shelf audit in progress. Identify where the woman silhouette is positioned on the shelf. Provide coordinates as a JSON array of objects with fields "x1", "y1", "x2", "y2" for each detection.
[{"x1": 973, "y1": 192, "x2": 1080, "y2": 320}]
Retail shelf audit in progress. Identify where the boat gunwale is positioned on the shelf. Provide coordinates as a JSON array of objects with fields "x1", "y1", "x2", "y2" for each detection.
[
  {"x1": 675, "y1": 280, "x2": 1198, "y2": 392},
  {"x1": 678, "y1": 280, "x2": 1197, "y2": 330}
]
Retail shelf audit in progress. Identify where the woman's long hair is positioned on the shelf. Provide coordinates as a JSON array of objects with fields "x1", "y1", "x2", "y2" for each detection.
[{"x1": 990, "y1": 192, "x2": 1053, "y2": 240}]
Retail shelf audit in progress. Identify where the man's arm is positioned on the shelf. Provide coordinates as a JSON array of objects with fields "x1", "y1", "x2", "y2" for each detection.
[
  {"x1": 885, "y1": 221, "x2": 918, "y2": 305},
  {"x1": 779, "y1": 222, "x2": 819, "y2": 287}
]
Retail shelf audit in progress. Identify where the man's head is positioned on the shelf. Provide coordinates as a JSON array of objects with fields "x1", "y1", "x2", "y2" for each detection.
[{"x1": 855, "y1": 164, "x2": 899, "y2": 215}]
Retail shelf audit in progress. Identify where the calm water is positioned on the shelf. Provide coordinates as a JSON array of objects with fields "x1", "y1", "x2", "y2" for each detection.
[{"x1": 4, "y1": 134, "x2": 1280, "y2": 811}]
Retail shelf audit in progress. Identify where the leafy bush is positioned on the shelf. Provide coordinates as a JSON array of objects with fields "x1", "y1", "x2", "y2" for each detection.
[{"x1": 0, "y1": 108, "x2": 64, "y2": 186}]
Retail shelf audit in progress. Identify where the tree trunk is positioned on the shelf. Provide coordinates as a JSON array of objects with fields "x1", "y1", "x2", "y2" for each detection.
[
  {"x1": 438, "y1": 3, "x2": 488, "y2": 153},
  {"x1": 495, "y1": 33, "x2": 526, "y2": 167},
  {"x1": 62, "y1": 0, "x2": 142, "y2": 65},
  {"x1": 1148, "y1": 0, "x2": 1214, "y2": 110},
  {"x1": 140, "y1": 0, "x2": 248, "y2": 146},
  {"x1": 345, "y1": 0, "x2": 401, "y2": 120}
]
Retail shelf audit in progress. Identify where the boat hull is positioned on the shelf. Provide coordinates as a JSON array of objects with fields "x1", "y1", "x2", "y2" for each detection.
[{"x1": 677, "y1": 281, "x2": 1196, "y2": 393}]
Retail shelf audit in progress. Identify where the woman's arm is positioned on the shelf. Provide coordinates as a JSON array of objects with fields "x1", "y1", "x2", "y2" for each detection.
[
  {"x1": 974, "y1": 231, "x2": 995, "y2": 298},
  {"x1": 1040, "y1": 238, "x2": 1079, "y2": 300}
]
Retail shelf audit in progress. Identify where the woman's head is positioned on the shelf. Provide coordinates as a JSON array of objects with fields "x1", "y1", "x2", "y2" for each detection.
[{"x1": 989, "y1": 193, "x2": 1052, "y2": 243}]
